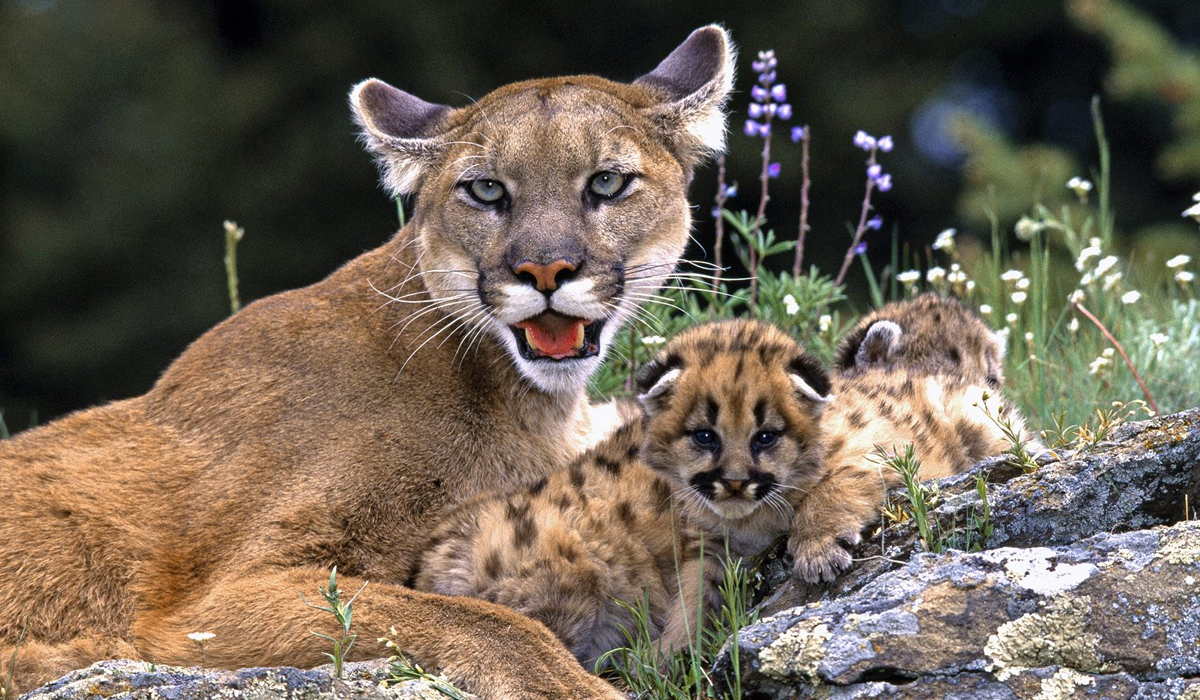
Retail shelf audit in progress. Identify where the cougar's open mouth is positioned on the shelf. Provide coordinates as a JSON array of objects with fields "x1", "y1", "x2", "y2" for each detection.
[{"x1": 512, "y1": 312, "x2": 604, "y2": 361}]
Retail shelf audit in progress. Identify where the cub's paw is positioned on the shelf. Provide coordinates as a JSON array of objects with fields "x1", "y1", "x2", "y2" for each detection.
[{"x1": 788, "y1": 527, "x2": 862, "y2": 584}]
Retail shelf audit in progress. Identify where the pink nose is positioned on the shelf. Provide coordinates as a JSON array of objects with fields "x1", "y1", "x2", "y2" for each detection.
[
  {"x1": 725, "y1": 480, "x2": 746, "y2": 492},
  {"x1": 513, "y1": 260, "x2": 576, "y2": 292}
]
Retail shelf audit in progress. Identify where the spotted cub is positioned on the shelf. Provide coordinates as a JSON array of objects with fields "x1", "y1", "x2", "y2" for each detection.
[
  {"x1": 410, "y1": 320, "x2": 832, "y2": 663},
  {"x1": 788, "y1": 293, "x2": 1036, "y2": 583}
]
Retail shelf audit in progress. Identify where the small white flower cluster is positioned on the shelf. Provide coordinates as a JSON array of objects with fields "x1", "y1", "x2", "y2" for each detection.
[
  {"x1": 1088, "y1": 347, "x2": 1115, "y2": 375},
  {"x1": 819, "y1": 314, "x2": 832, "y2": 334},
  {"x1": 1150, "y1": 332, "x2": 1169, "y2": 348},
  {"x1": 1167, "y1": 254, "x2": 1195, "y2": 285},
  {"x1": 782, "y1": 293, "x2": 800, "y2": 316},
  {"x1": 1067, "y1": 176, "x2": 1093, "y2": 203},
  {"x1": 1000, "y1": 269, "x2": 1028, "y2": 306},
  {"x1": 1184, "y1": 191, "x2": 1200, "y2": 223},
  {"x1": 1073, "y1": 237, "x2": 1133, "y2": 297},
  {"x1": 932, "y1": 228, "x2": 957, "y2": 253}
]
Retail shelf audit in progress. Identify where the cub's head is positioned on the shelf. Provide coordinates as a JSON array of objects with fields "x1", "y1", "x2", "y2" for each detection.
[
  {"x1": 836, "y1": 293, "x2": 1006, "y2": 389},
  {"x1": 351, "y1": 27, "x2": 734, "y2": 394},
  {"x1": 636, "y1": 320, "x2": 831, "y2": 536}
]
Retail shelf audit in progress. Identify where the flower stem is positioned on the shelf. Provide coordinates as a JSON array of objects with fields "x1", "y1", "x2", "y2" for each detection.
[
  {"x1": 1073, "y1": 301, "x2": 1159, "y2": 415},
  {"x1": 712, "y1": 155, "x2": 728, "y2": 292},
  {"x1": 834, "y1": 147, "x2": 878, "y2": 288},
  {"x1": 793, "y1": 127, "x2": 811, "y2": 277},
  {"x1": 751, "y1": 122, "x2": 774, "y2": 309}
]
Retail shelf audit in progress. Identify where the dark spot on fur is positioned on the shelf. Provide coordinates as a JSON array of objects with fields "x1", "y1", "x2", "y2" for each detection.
[
  {"x1": 484, "y1": 551, "x2": 503, "y2": 578},
  {"x1": 948, "y1": 347, "x2": 961, "y2": 366},
  {"x1": 734, "y1": 356, "x2": 744, "y2": 379},
  {"x1": 652, "y1": 478, "x2": 672, "y2": 509},
  {"x1": 528, "y1": 477, "x2": 548, "y2": 496},
  {"x1": 554, "y1": 494, "x2": 573, "y2": 511},
  {"x1": 556, "y1": 541, "x2": 578, "y2": 563},
  {"x1": 706, "y1": 396, "x2": 719, "y2": 427},
  {"x1": 569, "y1": 464, "x2": 586, "y2": 489},
  {"x1": 847, "y1": 410, "x2": 866, "y2": 429},
  {"x1": 596, "y1": 456, "x2": 622, "y2": 475},
  {"x1": 753, "y1": 398, "x2": 766, "y2": 427},
  {"x1": 616, "y1": 501, "x2": 636, "y2": 525},
  {"x1": 512, "y1": 511, "x2": 537, "y2": 549}
]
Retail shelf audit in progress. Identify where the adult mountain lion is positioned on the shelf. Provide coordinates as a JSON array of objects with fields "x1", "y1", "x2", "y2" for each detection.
[{"x1": 0, "y1": 26, "x2": 734, "y2": 700}]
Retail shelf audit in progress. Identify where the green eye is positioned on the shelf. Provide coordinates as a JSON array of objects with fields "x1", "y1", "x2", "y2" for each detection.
[
  {"x1": 468, "y1": 179, "x2": 506, "y2": 204},
  {"x1": 588, "y1": 171, "x2": 628, "y2": 199}
]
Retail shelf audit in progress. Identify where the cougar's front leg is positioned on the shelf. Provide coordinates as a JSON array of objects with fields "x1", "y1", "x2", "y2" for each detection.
[{"x1": 131, "y1": 566, "x2": 624, "y2": 700}]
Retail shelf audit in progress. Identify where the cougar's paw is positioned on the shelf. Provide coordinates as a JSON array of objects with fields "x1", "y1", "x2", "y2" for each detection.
[{"x1": 788, "y1": 527, "x2": 862, "y2": 584}]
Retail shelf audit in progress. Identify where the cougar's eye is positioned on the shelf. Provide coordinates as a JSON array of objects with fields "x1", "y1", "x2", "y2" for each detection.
[
  {"x1": 467, "y1": 179, "x2": 506, "y2": 205},
  {"x1": 692, "y1": 429, "x2": 718, "y2": 449},
  {"x1": 588, "y1": 171, "x2": 628, "y2": 199},
  {"x1": 752, "y1": 431, "x2": 779, "y2": 450}
]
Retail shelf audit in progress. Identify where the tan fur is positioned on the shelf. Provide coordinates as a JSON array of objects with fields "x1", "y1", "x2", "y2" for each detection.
[
  {"x1": 0, "y1": 27, "x2": 735, "y2": 700},
  {"x1": 412, "y1": 320, "x2": 832, "y2": 662},
  {"x1": 788, "y1": 294, "x2": 1035, "y2": 582}
]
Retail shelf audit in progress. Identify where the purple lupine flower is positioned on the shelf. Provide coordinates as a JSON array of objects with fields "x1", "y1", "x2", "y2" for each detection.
[
  {"x1": 759, "y1": 70, "x2": 777, "y2": 86},
  {"x1": 770, "y1": 84, "x2": 787, "y2": 102},
  {"x1": 767, "y1": 162, "x2": 782, "y2": 178},
  {"x1": 854, "y1": 242, "x2": 868, "y2": 255},
  {"x1": 791, "y1": 126, "x2": 807, "y2": 142},
  {"x1": 854, "y1": 130, "x2": 876, "y2": 151},
  {"x1": 744, "y1": 119, "x2": 760, "y2": 137},
  {"x1": 711, "y1": 206, "x2": 721, "y2": 219},
  {"x1": 722, "y1": 183, "x2": 738, "y2": 198},
  {"x1": 777, "y1": 104, "x2": 792, "y2": 120},
  {"x1": 878, "y1": 135, "x2": 894, "y2": 152},
  {"x1": 764, "y1": 103, "x2": 777, "y2": 117},
  {"x1": 752, "y1": 50, "x2": 777, "y2": 73},
  {"x1": 758, "y1": 122, "x2": 772, "y2": 138},
  {"x1": 748, "y1": 103, "x2": 764, "y2": 119},
  {"x1": 876, "y1": 174, "x2": 893, "y2": 192},
  {"x1": 751, "y1": 85, "x2": 768, "y2": 102},
  {"x1": 866, "y1": 216, "x2": 883, "y2": 230},
  {"x1": 867, "y1": 164, "x2": 882, "y2": 180}
]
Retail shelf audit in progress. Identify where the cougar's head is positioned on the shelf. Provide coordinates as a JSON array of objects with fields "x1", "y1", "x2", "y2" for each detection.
[{"x1": 351, "y1": 26, "x2": 734, "y2": 394}]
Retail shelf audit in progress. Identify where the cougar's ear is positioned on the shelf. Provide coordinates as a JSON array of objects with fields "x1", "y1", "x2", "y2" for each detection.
[
  {"x1": 788, "y1": 354, "x2": 833, "y2": 406},
  {"x1": 350, "y1": 79, "x2": 452, "y2": 197},
  {"x1": 634, "y1": 24, "x2": 735, "y2": 166},
  {"x1": 853, "y1": 320, "x2": 903, "y2": 368},
  {"x1": 637, "y1": 355, "x2": 683, "y2": 414}
]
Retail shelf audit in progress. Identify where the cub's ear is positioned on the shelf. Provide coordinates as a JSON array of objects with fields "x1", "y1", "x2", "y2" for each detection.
[
  {"x1": 853, "y1": 320, "x2": 903, "y2": 368},
  {"x1": 350, "y1": 79, "x2": 453, "y2": 197},
  {"x1": 634, "y1": 24, "x2": 736, "y2": 166},
  {"x1": 788, "y1": 354, "x2": 833, "y2": 406},
  {"x1": 636, "y1": 357, "x2": 683, "y2": 414}
]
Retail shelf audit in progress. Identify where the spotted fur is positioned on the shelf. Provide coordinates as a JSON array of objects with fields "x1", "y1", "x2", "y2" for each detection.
[
  {"x1": 411, "y1": 320, "x2": 831, "y2": 662},
  {"x1": 789, "y1": 294, "x2": 1036, "y2": 583}
]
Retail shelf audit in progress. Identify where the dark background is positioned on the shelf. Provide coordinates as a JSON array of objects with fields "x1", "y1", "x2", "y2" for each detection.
[{"x1": 3, "y1": 0, "x2": 1199, "y2": 430}]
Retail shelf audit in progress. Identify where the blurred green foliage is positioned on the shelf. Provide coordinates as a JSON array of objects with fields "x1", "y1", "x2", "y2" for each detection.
[{"x1": 1, "y1": 0, "x2": 1198, "y2": 427}]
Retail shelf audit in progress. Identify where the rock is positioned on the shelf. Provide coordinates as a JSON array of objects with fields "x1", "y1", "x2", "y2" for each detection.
[
  {"x1": 719, "y1": 408, "x2": 1200, "y2": 698},
  {"x1": 20, "y1": 659, "x2": 464, "y2": 700}
]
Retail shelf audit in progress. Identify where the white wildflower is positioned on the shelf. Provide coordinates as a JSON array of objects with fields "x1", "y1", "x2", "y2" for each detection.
[
  {"x1": 782, "y1": 294, "x2": 800, "y2": 316},
  {"x1": 642, "y1": 335, "x2": 667, "y2": 346},
  {"x1": 966, "y1": 280, "x2": 976, "y2": 293},
  {"x1": 932, "y1": 228, "x2": 957, "y2": 251},
  {"x1": 1024, "y1": 332, "x2": 1034, "y2": 344},
  {"x1": 896, "y1": 270, "x2": 921, "y2": 285},
  {"x1": 1000, "y1": 269, "x2": 1024, "y2": 283},
  {"x1": 1068, "y1": 317, "x2": 1080, "y2": 334},
  {"x1": 1103, "y1": 272, "x2": 1123, "y2": 291},
  {"x1": 1121, "y1": 290, "x2": 1141, "y2": 304},
  {"x1": 1088, "y1": 355, "x2": 1111, "y2": 374},
  {"x1": 1015, "y1": 277, "x2": 1031, "y2": 291},
  {"x1": 1166, "y1": 254, "x2": 1192, "y2": 269},
  {"x1": 1011, "y1": 291, "x2": 1027, "y2": 305},
  {"x1": 1103, "y1": 348, "x2": 1114, "y2": 358},
  {"x1": 1067, "y1": 176, "x2": 1093, "y2": 202},
  {"x1": 1177, "y1": 270, "x2": 1196, "y2": 284},
  {"x1": 1068, "y1": 289, "x2": 1085, "y2": 304},
  {"x1": 1005, "y1": 312, "x2": 1019, "y2": 326},
  {"x1": 1150, "y1": 332, "x2": 1169, "y2": 348},
  {"x1": 1184, "y1": 202, "x2": 1200, "y2": 223},
  {"x1": 1094, "y1": 255, "x2": 1119, "y2": 276},
  {"x1": 1075, "y1": 245, "x2": 1102, "y2": 271},
  {"x1": 979, "y1": 304, "x2": 993, "y2": 317},
  {"x1": 926, "y1": 266, "x2": 946, "y2": 284},
  {"x1": 1079, "y1": 271, "x2": 1094, "y2": 286},
  {"x1": 819, "y1": 315, "x2": 832, "y2": 333}
]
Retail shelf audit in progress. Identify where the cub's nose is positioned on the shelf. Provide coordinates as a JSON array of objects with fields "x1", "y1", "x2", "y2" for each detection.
[
  {"x1": 723, "y1": 479, "x2": 746, "y2": 494},
  {"x1": 514, "y1": 259, "x2": 577, "y2": 293}
]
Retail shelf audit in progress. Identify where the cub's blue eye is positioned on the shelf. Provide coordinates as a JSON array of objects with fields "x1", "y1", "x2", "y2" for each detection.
[
  {"x1": 753, "y1": 431, "x2": 779, "y2": 449},
  {"x1": 692, "y1": 429, "x2": 717, "y2": 448},
  {"x1": 588, "y1": 171, "x2": 628, "y2": 199},
  {"x1": 468, "y1": 179, "x2": 506, "y2": 204}
]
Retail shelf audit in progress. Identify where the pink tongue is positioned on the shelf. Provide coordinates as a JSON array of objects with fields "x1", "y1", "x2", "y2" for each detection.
[{"x1": 517, "y1": 319, "x2": 584, "y2": 357}]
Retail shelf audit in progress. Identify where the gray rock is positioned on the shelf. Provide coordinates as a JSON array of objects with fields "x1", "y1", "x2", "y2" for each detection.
[
  {"x1": 718, "y1": 408, "x2": 1200, "y2": 699},
  {"x1": 20, "y1": 659, "x2": 463, "y2": 700}
]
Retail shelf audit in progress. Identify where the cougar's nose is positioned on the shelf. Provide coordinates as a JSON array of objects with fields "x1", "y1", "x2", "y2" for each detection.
[{"x1": 513, "y1": 259, "x2": 578, "y2": 293}]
